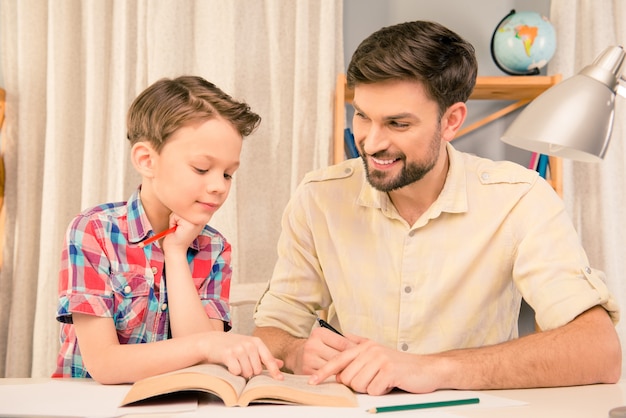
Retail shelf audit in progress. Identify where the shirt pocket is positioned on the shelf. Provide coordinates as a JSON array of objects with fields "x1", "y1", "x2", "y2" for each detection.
[{"x1": 110, "y1": 270, "x2": 151, "y2": 341}]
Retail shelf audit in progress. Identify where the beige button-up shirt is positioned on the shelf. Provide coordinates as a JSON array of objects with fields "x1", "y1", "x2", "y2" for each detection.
[{"x1": 254, "y1": 144, "x2": 619, "y2": 354}]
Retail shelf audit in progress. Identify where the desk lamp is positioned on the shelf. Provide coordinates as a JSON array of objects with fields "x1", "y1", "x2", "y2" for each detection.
[
  {"x1": 501, "y1": 45, "x2": 625, "y2": 161},
  {"x1": 502, "y1": 46, "x2": 626, "y2": 418}
]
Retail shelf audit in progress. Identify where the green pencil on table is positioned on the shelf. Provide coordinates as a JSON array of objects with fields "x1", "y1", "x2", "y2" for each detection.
[{"x1": 367, "y1": 397, "x2": 480, "y2": 414}]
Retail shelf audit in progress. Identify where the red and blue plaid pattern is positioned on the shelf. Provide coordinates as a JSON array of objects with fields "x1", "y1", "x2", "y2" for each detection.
[{"x1": 53, "y1": 188, "x2": 231, "y2": 378}]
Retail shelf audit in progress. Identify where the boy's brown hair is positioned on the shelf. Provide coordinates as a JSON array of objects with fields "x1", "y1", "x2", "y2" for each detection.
[{"x1": 127, "y1": 76, "x2": 261, "y2": 152}]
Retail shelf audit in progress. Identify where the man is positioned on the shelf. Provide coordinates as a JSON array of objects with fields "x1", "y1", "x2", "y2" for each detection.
[{"x1": 253, "y1": 20, "x2": 621, "y2": 395}]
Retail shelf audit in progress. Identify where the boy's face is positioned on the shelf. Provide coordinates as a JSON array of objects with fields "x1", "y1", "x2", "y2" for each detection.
[{"x1": 149, "y1": 116, "x2": 242, "y2": 226}]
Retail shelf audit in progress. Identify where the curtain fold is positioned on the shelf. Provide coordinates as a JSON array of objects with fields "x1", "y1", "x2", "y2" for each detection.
[
  {"x1": 0, "y1": 0, "x2": 343, "y2": 378},
  {"x1": 549, "y1": 0, "x2": 626, "y2": 377}
]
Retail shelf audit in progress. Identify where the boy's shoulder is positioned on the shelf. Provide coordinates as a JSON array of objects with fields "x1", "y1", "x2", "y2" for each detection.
[
  {"x1": 77, "y1": 201, "x2": 128, "y2": 223},
  {"x1": 68, "y1": 201, "x2": 129, "y2": 234},
  {"x1": 80, "y1": 201, "x2": 127, "y2": 217}
]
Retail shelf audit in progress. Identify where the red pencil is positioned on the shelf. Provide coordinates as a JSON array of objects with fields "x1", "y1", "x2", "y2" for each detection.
[{"x1": 138, "y1": 226, "x2": 177, "y2": 248}]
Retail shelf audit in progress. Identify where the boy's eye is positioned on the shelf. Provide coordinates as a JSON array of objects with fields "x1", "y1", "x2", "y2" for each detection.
[
  {"x1": 193, "y1": 167, "x2": 209, "y2": 174},
  {"x1": 224, "y1": 173, "x2": 233, "y2": 180}
]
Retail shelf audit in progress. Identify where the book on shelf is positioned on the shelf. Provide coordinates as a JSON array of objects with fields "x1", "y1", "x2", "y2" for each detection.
[
  {"x1": 528, "y1": 152, "x2": 551, "y2": 180},
  {"x1": 536, "y1": 153, "x2": 549, "y2": 179},
  {"x1": 344, "y1": 128, "x2": 360, "y2": 159},
  {"x1": 527, "y1": 152, "x2": 539, "y2": 170},
  {"x1": 120, "y1": 363, "x2": 358, "y2": 408}
]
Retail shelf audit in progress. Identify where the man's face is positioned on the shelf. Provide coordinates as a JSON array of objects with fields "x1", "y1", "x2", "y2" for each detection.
[{"x1": 352, "y1": 80, "x2": 444, "y2": 192}]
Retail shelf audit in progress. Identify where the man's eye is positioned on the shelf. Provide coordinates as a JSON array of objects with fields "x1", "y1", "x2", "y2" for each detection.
[{"x1": 390, "y1": 121, "x2": 409, "y2": 128}]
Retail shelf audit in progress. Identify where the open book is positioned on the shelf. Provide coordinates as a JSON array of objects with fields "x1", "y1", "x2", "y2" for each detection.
[{"x1": 120, "y1": 364, "x2": 358, "y2": 408}]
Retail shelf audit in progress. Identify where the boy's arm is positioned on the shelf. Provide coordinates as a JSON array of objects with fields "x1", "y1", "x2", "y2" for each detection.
[
  {"x1": 163, "y1": 219, "x2": 226, "y2": 336},
  {"x1": 73, "y1": 313, "x2": 283, "y2": 384},
  {"x1": 163, "y1": 245, "x2": 225, "y2": 335},
  {"x1": 73, "y1": 313, "x2": 208, "y2": 383}
]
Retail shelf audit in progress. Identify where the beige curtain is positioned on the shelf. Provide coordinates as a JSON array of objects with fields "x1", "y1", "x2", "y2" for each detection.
[
  {"x1": 0, "y1": 0, "x2": 343, "y2": 378},
  {"x1": 550, "y1": 0, "x2": 626, "y2": 377}
]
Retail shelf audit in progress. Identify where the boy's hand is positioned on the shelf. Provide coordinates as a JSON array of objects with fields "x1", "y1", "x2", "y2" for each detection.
[
  {"x1": 203, "y1": 332, "x2": 284, "y2": 380},
  {"x1": 162, "y1": 214, "x2": 205, "y2": 254}
]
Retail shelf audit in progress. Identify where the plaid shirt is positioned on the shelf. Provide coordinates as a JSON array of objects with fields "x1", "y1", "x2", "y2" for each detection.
[{"x1": 53, "y1": 188, "x2": 231, "y2": 378}]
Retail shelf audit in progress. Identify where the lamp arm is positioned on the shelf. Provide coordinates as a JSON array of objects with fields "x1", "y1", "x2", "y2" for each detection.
[{"x1": 580, "y1": 46, "x2": 625, "y2": 91}]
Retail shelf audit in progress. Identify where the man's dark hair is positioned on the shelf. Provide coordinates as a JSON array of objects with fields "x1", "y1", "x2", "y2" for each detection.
[{"x1": 347, "y1": 21, "x2": 477, "y2": 116}]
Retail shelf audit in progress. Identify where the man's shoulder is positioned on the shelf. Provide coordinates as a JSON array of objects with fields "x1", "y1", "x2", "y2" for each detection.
[
  {"x1": 302, "y1": 158, "x2": 362, "y2": 185},
  {"x1": 460, "y1": 151, "x2": 539, "y2": 188}
]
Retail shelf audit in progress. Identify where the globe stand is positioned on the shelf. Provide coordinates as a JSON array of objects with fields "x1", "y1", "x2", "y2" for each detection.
[{"x1": 491, "y1": 9, "x2": 542, "y2": 76}]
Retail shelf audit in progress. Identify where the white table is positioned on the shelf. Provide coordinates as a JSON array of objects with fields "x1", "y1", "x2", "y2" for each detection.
[
  {"x1": 453, "y1": 380, "x2": 626, "y2": 417},
  {"x1": 1, "y1": 378, "x2": 624, "y2": 417}
]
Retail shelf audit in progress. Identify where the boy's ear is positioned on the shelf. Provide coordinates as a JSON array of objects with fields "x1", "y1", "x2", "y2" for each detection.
[
  {"x1": 440, "y1": 102, "x2": 467, "y2": 142},
  {"x1": 131, "y1": 142, "x2": 157, "y2": 178}
]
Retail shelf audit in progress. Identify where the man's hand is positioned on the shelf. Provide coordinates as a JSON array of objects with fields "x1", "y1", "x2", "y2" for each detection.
[
  {"x1": 298, "y1": 326, "x2": 356, "y2": 374},
  {"x1": 308, "y1": 335, "x2": 440, "y2": 395},
  {"x1": 308, "y1": 306, "x2": 622, "y2": 395}
]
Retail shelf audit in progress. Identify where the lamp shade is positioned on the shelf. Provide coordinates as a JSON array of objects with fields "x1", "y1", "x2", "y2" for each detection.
[{"x1": 501, "y1": 46, "x2": 625, "y2": 162}]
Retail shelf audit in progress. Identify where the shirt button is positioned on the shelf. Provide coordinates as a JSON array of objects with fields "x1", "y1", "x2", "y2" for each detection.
[
  {"x1": 585, "y1": 266, "x2": 592, "y2": 274},
  {"x1": 401, "y1": 343, "x2": 409, "y2": 351},
  {"x1": 124, "y1": 285, "x2": 131, "y2": 294},
  {"x1": 481, "y1": 172, "x2": 490, "y2": 181},
  {"x1": 404, "y1": 286, "x2": 412, "y2": 294},
  {"x1": 151, "y1": 266, "x2": 158, "y2": 275},
  {"x1": 161, "y1": 303, "x2": 168, "y2": 311}
]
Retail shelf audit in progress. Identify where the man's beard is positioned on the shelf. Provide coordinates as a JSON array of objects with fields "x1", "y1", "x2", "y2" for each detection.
[{"x1": 360, "y1": 131, "x2": 441, "y2": 192}]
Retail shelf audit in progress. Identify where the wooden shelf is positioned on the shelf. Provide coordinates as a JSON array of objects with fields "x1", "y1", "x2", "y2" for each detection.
[
  {"x1": 338, "y1": 74, "x2": 561, "y2": 104},
  {"x1": 333, "y1": 74, "x2": 563, "y2": 196},
  {"x1": 468, "y1": 75, "x2": 562, "y2": 100}
]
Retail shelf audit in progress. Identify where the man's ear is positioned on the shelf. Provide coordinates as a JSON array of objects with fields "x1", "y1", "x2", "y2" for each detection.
[
  {"x1": 131, "y1": 142, "x2": 157, "y2": 178},
  {"x1": 440, "y1": 102, "x2": 467, "y2": 142}
]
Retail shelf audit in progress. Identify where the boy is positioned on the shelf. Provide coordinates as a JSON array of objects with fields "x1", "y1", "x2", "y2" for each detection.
[{"x1": 54, "y1": 76, "x2": 283, "y2": 384}]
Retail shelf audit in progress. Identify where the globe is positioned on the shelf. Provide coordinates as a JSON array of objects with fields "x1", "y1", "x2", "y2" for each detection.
[{"x1": 491, "y1": 10, "x2": 557, "y2": 75}]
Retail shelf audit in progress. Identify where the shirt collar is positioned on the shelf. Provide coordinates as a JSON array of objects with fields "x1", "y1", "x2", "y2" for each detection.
[
  {"x1": 126, "y1": 187, "x2": 152, "y2": 245},
  {"x1": 436, "y1": 142, "x2": 469, "y2": 214}
]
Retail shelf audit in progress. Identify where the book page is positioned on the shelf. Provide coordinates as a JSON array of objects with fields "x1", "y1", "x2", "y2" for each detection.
[
  {"x1": 238, "y1": 372, "x2": 357, "y2": 407},
  {"x1": 121, "y1": 364, "x2": 247, "y2": 407},
  {"x1": 190, "y1": 364, "x2": 248, "y2": 395}
]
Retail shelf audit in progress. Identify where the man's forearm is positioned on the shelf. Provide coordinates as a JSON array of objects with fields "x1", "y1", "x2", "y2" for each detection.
[
  {"x1": 253, "y1": 326, "x2": 306, "y2": 374},
  {"x1": 432, "y1": 306, "x2": 621, "y2": 390}
]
